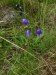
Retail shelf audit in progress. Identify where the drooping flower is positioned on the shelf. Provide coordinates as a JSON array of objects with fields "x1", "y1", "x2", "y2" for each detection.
[
  {"x1": 19, "y1": 6, "x2": 22, "y2": 10},
  {"x1": 22, "y1": 19, "x2": 29, "y2": 25},
  {"x1": 26, "y1": 30, "x2": 31, "y2": 36},
  {"x1": 36, "y1": 28, "x2": 42, "y2": 35},
  {"x1": 15, "y1": 4, "x2": 19, "y2": 9}
]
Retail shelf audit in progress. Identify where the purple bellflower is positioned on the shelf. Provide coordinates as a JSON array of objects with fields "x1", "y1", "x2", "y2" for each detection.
[
  {"x1": 22, "y1": 19, "x2": 29, "y2": 25},
  {"x1": 26, "y1": 30, "x2": 31, "y2": 36},
  {"x1": 36, "y1": 28, "x2": 42, "y2": 36}
]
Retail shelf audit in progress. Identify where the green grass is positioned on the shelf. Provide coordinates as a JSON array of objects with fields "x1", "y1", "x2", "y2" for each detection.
[{"x1": 0, "y1": 0, "x2": 56, "y2": 75}]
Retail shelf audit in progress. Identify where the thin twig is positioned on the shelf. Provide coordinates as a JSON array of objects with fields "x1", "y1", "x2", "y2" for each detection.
[{"x1": 0, "y1": 36, "x2": 37, "y2": 59}]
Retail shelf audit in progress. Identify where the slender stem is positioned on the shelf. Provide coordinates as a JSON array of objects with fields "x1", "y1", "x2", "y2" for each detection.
[{"x1": 0, "y1": 21, "x2": 6, "y2": 23}]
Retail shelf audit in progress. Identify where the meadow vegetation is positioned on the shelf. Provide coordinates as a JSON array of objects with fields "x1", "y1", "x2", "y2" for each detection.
[{"x1": 0, "y1": 0, "x2": 56, "y2": 75}]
